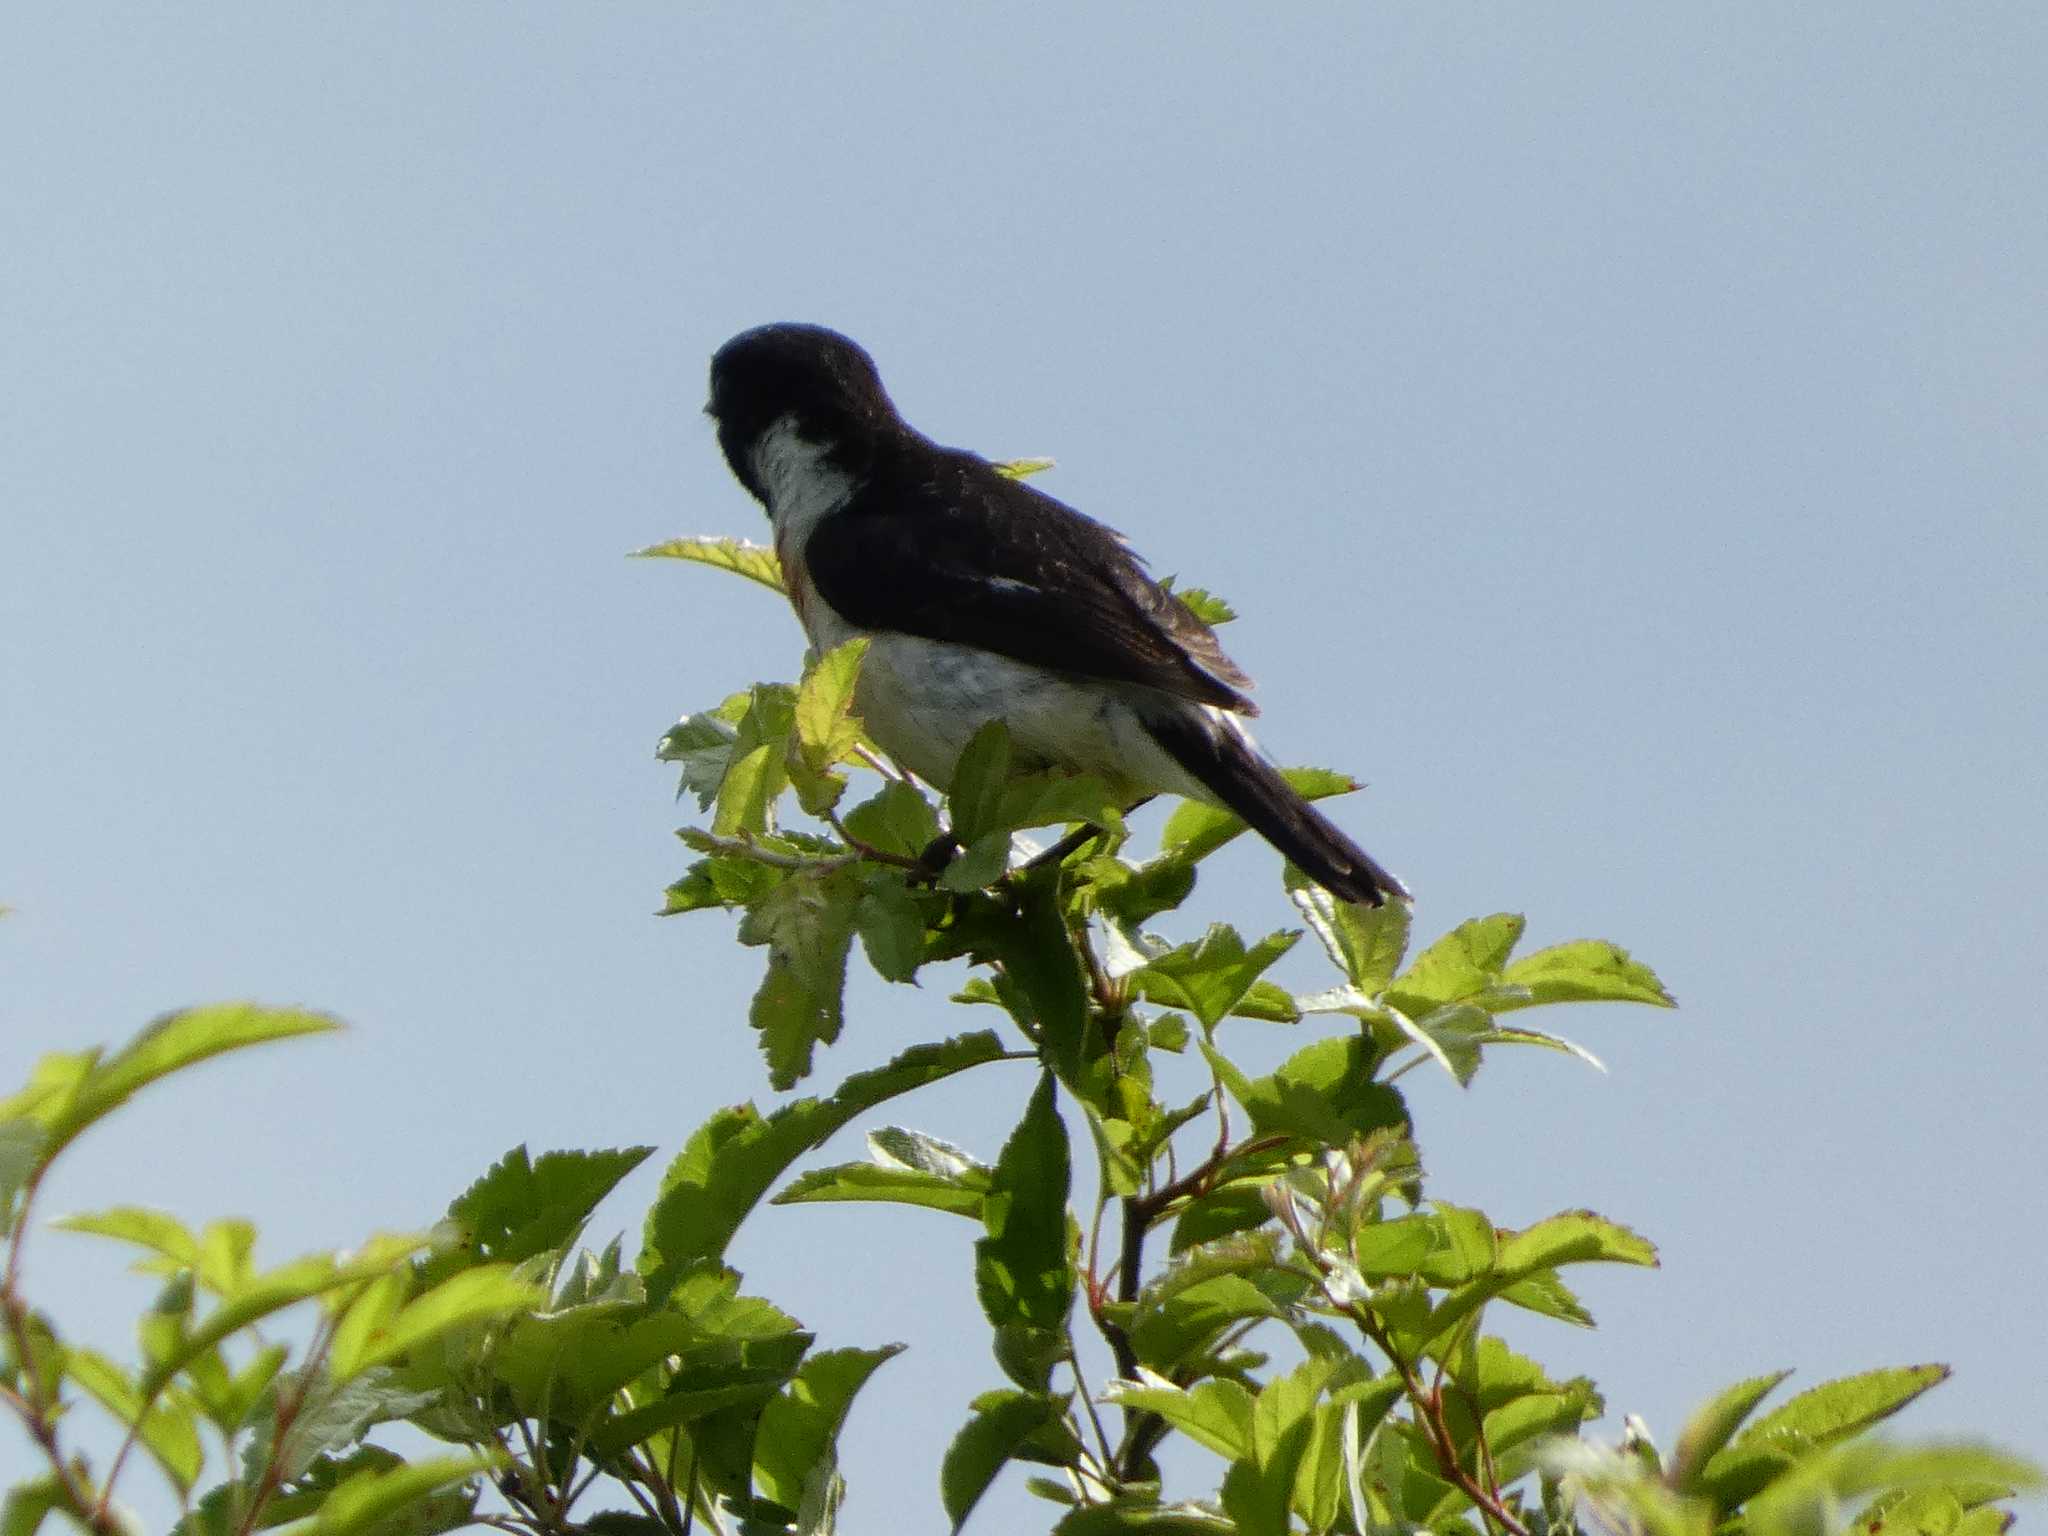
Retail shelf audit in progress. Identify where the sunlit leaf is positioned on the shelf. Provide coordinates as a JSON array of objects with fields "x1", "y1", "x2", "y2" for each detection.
[
  {"x1": 739, "y1": 863, "x2": 863, "y2": 1089},
  {"x1": 1499, "y1": 939, "x2": 1676, "y2": 1010},
  {"x1": 754, "y1": 1345, "x2": 904, "y2": 1511},
  {"x1": 942, "y1": 1390, "x2": 1062, "y2": 1530},
  {"x1": 640, "y1": 1032, "x2": 1008, "y2": 1296},
  {"x1": 631, "y1": 535, "x2": 786, "y2": 592}
]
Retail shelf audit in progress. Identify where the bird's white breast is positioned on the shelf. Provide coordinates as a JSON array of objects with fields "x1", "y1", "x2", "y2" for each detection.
[{"x1": 746, "y1": 414, "x2": 1221, "y2": 801}]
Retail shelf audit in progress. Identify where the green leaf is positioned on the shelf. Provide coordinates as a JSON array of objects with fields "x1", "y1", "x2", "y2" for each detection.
[
  {"x1": 308, "y1": 1451, "x2": 502, "y2": 1536},
  {"x1": 754, "y1": 1345, "x2": 904, "y2": 1511},
  {"x1": 1736, "y1": 1362, "x2": 1949, "y2": 1448},
  {"x1": 947, "y1": 875, "x2": 1092, "y2": 1079},
  {"x1": 995, "y1": 772, "x2": 1126, "y2": 838},
  {"x1": 65, "y1": 1346, "x2": 205, "y2": 1492},
  {"x1": 1741, "y1": 1439, "x2": 2040, "y2": 1536},
  {"x1": 793, "y1": 638, "x2": 870, "y2": 765},
  {"x1": 993, "y1": 456, "x2": 1057, "y2": 479},
  {"x1": 0, "y1": 1118, "x2": 45, "y2": 1222},
  {"x1": 1104, "y1": 1377, "x2": 1255, "y2": 1461},
  {"x1": 1157, "y1": 767, "x2": 1357, "y2": 865},
  {"x1": 1, "y1": 1476, "x2": 82, "y2": 1536},
  {"x1": 3, "y1": 1006, "x2": 340, "y2": 1165},
  {"x1": 1385, "y1": 915, "x2": 1525, "y2": 1015},
  {"x1": 658, "y1": 692, "x2": 751, "y2": 810},
  {"x1": 739, "y1": 863, "x2": 863, "y2": 1089},
  {"x1": 1169, "y1": 585, "x2": 1237, "y2": 626},
  {"x1": 1495, "y1": 1211, "x2": 1659, "y2": 1273},
  {"x1": 421, "y1": 1144, "x2": 652, "y2": 1287},
  {"x1": 640, "y1": 1031, "x2": 1008, "y2": 1296},
  {"x1": 773, "y1": 1163, "x2": 985, "y2": 1219},
  {"x1": 853, "y1": 873, "x2": 927, "y2": 983},
  {"x1": 789, "y1": 638, "x2": 872, "y2": 814},
  {"x1": 949, "y1": 721, "x2": 1015, "y2": 842},
  {"x1": 1128, "y1": 926, "x2": 1301, "y2": 1031},
  {"x1": 1288, "y1": 873, "x2": 1411, "y2": 994},
  {"x1": 1669, "y1": 1370, "x2": 1793, "y2": 1491},
  {"x1": 329, "y1": 1265, "x2": 542, "y2": 1380},
  {"x1": 631, "y1": 534, "x2": 786, "y2": 592},
  {"x1": 244, "y1": 1364, "x2": 442, "y2": 1486},
  {"x1": 840, "y1": 779, "x2": 940, "y2": 859},
  {"x1": 941, "y1": 1390, "x2": 1061, "y2": 1530},
  {"x1": 52, "y1": 1205, "x2": 199, "y2": 1275},
  {"x1": 1222, "y1": 1036, "x2": 1407, "y2": 1144},
  {"x1": 975, "y1": 1073, "x2": 1075, "y2": 1340},
  {"x1": 143, "y1": 1241, "x2": 433, "y2": 1397},
  {"x1": 1499, "y1": 939, "x2": 1676, "y2": 1009},
  {"x1": 939, "y1": 831, "x2": 1013, "y2": 892},
  {"x1": 1129, "y1": 1273, "x2": 1287, "y2": 1374}
]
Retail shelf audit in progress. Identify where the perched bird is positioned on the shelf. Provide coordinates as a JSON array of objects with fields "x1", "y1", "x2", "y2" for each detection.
[{"x1": 705, "y1": 323, "x2": 1409, "y2": 907}]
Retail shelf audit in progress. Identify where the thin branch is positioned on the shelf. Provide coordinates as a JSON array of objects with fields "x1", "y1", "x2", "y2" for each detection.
[{"x1": 1063, "y1": 1341, "x2": 1120, "y2": 1480}]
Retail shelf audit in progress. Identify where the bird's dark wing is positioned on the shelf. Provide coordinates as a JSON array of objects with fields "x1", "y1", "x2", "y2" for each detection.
[{"x1": 802, "y1": 442, "x2": 1259, "y2": 714}]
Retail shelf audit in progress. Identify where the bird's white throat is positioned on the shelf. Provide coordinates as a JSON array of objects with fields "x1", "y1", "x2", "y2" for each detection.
[{"x1": 750, "y1": 416, "x2": 856, "y2": 559}]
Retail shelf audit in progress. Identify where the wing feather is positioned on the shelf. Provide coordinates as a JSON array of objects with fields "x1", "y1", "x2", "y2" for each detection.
[{"x1": 802, "y1": 441, "x2": 1258, "y2": 714}]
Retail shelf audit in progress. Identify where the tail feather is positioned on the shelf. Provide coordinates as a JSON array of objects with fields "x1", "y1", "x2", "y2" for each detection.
[{"x1": 1145, "y1": 708, "x2": 1409, "y2": 907}]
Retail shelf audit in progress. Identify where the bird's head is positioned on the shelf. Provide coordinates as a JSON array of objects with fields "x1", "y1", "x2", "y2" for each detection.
[{"x1": 706, "y1": 323, "x2": 899, "y2": 503}]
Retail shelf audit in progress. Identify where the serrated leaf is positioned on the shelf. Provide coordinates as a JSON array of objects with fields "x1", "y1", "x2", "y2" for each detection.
[
  {"x1": 1128, "y1": 926, "x2": 1300, "y2": 1031},
  {"x1": 1499, "y1": 939, "x2": 1676, "y2": 1009},
  {"x1": 1729, "y1": 1365, "x2": 1951, "y2": 1459},
  {"x1": 1103, "y1": 1377, "x2": 1255, "y2": 1461},
  {"x1": 1495, "y1": 1211, "x2": 1658, "y2": 1273},
  {"x1": 658, "y1": 695, "x2": 749, "y2": 810},
  {"x1": 840, "y1": 779, "x2": 940, "y2": 859},
  {"x1": 941, "y1": 1390, "x2": 1061, "y2": 1530},
  {"x1": 754, "y1": 1345, "x2": 903, "y2": 1511},
  {"x1": 739, "y1": 864, "x2": 862, "y2": 1089},
  {"x1": 418, "y1": 1144, "x2": 651, "y2": 1292},
  {"x1": 975, "y1": 1074, "x2": 1074, "y2": 1342},
  {"x1": 1288, "y1": 873, "x2": 1411, "y2": 994},
  {"x1": 1222, "y1": 1036, "x2": 1406, "y2": 1144},
  {"x1": 1669, "y1": 1370, "x2": 1793, "y2": 1491},
  {"x1": 773, "y1": 1163, "x2": 985, "y2": 1219},
  {"x1": 869, "y1": 1126, "x2": 988, "y2": 1181},
  {"x1": 944, "y1": 875, "x2": 1091, "y2": 1079},
  {"x1": 244, "y1": 1365, "x2": 442, "y2": 1486},
  {"x1": 5, "y1": 1007, "x2": 339, "y2": 1165},
  {"x1": 1128, "y1": 1274, "x2": 1287, "y2": 1374},
  {"x1": 713, "y1": 743, "x2": 785, "y2": 837},
  {"x1": 640, "y1": 1032, "x2": 1007, "y2": 1296},
  {"x1": 854, "y1": 874, "x2": 927, "y2": 984},
  {"x1": 631, "y1": 535, "x2": 786, "y2": 592},
  {"x1": 329, "y1": 1266, "x2": 542, "y2": 1380},
  {"x1": 939, "y1": 831, "x2": 1013, "y2": 892},
  {"x1": 1170, "y1": 585, "x2": 1237, "y2": 626},
  {"x1": 1385, "y1": 915, "x2": 1525, "y2": 1014}
]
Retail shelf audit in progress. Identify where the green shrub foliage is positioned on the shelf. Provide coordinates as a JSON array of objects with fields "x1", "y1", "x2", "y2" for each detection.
[{"x1": 3, "y1": 545, "x2": 2034, "y2": 1535}]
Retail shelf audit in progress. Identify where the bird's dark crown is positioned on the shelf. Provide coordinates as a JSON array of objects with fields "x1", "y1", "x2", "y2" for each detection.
[{"x1": 707, "y1": 323, "x2": 903, "y2": 500}]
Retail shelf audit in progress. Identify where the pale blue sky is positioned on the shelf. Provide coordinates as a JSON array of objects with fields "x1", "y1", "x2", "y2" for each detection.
[{"x1": 4, "y1": 4, "x2": 2044, "y2": 1526}]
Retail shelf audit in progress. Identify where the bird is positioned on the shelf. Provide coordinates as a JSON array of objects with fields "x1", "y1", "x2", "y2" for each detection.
[{"x1": 704, "y1": 322, "x2": 1409, "y2": 907}]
